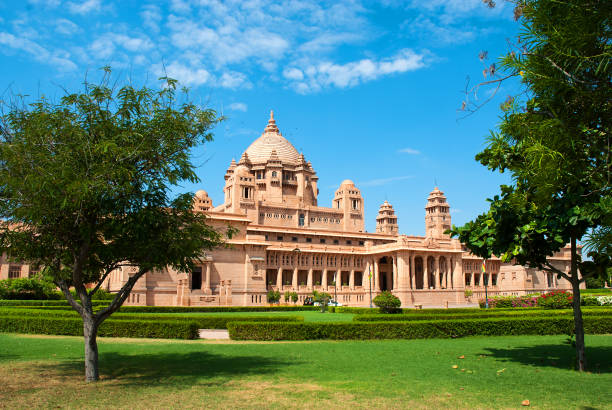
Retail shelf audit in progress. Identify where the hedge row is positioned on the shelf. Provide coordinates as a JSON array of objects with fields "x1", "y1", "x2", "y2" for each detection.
[
  {"x1": 115, "y1": 305, "x2": 320, "y2": 313},
  {"x1": 0, "y1": 300, "x2": 109, "y2": 307},
  {"x1": 227, "y1": 316, "x2": 612, "y2": 341},
  {"x1": 354, "y1": 308, "x2": 612, "y2": 322},
  {"x1": 0, "y1": 316, "x2": 198, "y2": 339},
  {"x1": 0, "y1": 308, "x2": 304, "y2": 329}
]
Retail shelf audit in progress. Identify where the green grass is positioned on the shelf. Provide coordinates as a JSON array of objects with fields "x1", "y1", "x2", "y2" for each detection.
[
  {"x1": 0, "y1": 333, "x2": 610, "y2": 409},
  {"x1": 582, "y1": 289, "x2": 612, "y2": 296}
]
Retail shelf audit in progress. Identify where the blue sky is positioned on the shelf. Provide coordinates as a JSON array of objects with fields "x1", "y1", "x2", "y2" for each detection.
[{"x1": 0, "y1": 0, "x2": 520, "y2": 235}]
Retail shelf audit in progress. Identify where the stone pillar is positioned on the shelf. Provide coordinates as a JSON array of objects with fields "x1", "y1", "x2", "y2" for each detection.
[
  {"x1": 454, "y1": 256, "x2": 462, "y2": 289},
  {"x1": 349, "y1": 269, "x2": 355, "y2": 290},
  {"x1": 276, "y1": 266, "x2": 282, "y2": 290},
  {"x1": 392, "y1": 256, "x2": 398, "y2": 290},
  {"x1": 322, "y1": 269, "x2": 328, "y2": 291},
  {"x1": 424, "y1": 256, "x2": 430, "y2": 289},
  {"x1": 205, "y1": 263, "x2": 212, "y2": 294},
  {"x1": 374, "y1": 259, "x2": 380, "y2": 291},
  {"x1": 365, "y1": 261, "x2": 371, "y2": 291},
  {"x1": 409, "y1": 254, "x2": 415, "y2": 290},
  {"x1": 434, "y1": 255, "x2": 440, "y2": 289},
  {"x1": 292, "y1": 267, "x2": 298, "y2": 290},
  {"x1": 307, "y1": 268, "x2": 313, "y2": 289}
]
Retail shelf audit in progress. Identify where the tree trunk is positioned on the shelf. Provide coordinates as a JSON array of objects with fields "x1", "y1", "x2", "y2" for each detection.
[
  {"x1": 570, "y1": 235, "x2": 586, "y2": 371},
  {"x1": 83, "y1": 317, "x2": 100, "y2": 382}
]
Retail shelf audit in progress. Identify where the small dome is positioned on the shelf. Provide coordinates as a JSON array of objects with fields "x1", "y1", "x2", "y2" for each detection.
[
  {"x1": 340, "y1": 179, "x2": 355, "y2": 186},
  {"x1": 234, "y1": 165, "x2": 250, "y2": 175},
  {"x1": 195, "y1": 190, "x2": 208, "y2": 198}
]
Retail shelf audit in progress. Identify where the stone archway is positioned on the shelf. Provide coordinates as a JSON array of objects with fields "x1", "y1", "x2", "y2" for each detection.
[
  {"x1": 414, "y1": 256, "x2": 424, "y2": 289},
  {"x1": 378, "y1": 256, "x2": 392, "y2": 291}
]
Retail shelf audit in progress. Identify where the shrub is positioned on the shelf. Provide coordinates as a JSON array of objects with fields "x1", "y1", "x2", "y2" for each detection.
[
  {"x1": 284, "y1": 291, "x2": 291, "y2": 303},
  {"x1": 0, "y1": 278, "x2": 61, "y2": 300},
  {"x1": 0, "y1": 316, "x2": 199, "y2": 339},
  {"x1": 479, "y1": 295, "x2": 539, "y2": 309},
  {"x1": 354, "y1": 309, "x2": 612, "y2": 322},
  {"x1": 597, "y1": 296, "x2": 612, "y2": 306},
  {"x1": 227, "y1": 316, "x2": 612, "y2": 341},
  {"x1": 267, "y1": 290, "x2": 280, "y2": 304},
  {"x1": 117, "y1": 305, "x2": 319, "y2": 313},
  {"x1": 313, "y1": 290, "x2": 331, "y2": 313},
  {"x1": 0, "y1": 299, "x2": 109, "y2": 307},
  {"x1": 537, "y1": 290, "x2": 573, "y2": 309},
  {"x1": 373, "y1": 291, "x2": 401, "y2": 313},
  {"x1": 582, "y1": 296, "x2": 601, "y2": 306},
  {"x1": 290, "y1": 292, "x2": 298, "y2": 303},
  {"x1": 464, "y1": 289, "x2": 473, "y2": 298}
]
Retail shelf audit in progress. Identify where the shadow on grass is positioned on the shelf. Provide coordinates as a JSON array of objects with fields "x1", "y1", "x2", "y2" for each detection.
[
  {"x1": 482, "y1": 343, "x2": 612, "y2": 373},
  {"x1": 32, "y1": 350, "x2": 298, "y2": 387}
]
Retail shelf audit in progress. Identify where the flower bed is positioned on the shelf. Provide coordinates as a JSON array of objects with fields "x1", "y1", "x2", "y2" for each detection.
[{"x1": 480, "y1": 291, "x2": 573, "y2": 309}]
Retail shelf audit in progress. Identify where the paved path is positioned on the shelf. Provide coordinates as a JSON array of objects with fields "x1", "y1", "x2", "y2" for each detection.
[{"x1": 198, "y1": 329, "x2": 230, "y2": 339}]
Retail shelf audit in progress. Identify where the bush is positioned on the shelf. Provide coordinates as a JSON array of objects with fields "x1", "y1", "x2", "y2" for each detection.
[
  {"x1": 479, "y1": 295, "x2": 539, "y2": 308},
  {"x1": 117, "y1": 305, "x2": 320, "y2": 313},
  {"x1": 0, "y1": 316, "x2": 199, "y2": 339},
  {"x1": 582, "y1": 296, "x2": 601, "y2": 306},
  {"x1": 227, "y1": 316, "x2": 612, "y2": 341},
  {"x1": 537, "y1": 290, "x2": 573, "y2": 309},
  {"x1": 267, "y1": 290, "x2": 280, "y2": 304},
  {"x1": 0, "y1": 299, "x2": 109, "y2": 307},
  {"x1": 0, "y1": 278, "x2": 61, "y2": 300},
  {"x1": 313, "y1": 290, "x2": 331, "y2": 312},
  {"x1": 597, "y1": 295, "x2": 612, "y2": 306},
  {"x1": 373, "y1": 291, "x2": 401, "y2": 313},
  {"x1": 290, "y1": 292, "x2": 298, "y2": 303}
]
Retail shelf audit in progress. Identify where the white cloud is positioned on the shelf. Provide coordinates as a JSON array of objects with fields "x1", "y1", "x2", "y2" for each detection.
[
  {"x1": 67, "y1": 0, "x2": 101, "y2": 15},
  {"x1": 0, "y1": 32, "x2": 76, "y2": 71},
  {"x1": 55, "y1": 18, "x2": 79, "y2": 35},
  {"x1": 398, "y1": 148, "x2": 421, "y2": 154},
  {"x1": 404, "y1": 16, "x2": 475, "y2": 45},
  {"x1": 141, "y1": 5, "x2": 162, "y2": 33},
  {"x1": 229, "y1": 102, "x2": 247, "y2": 112},
  {"x1": 89, "y1": 33, "x2": 153, "y2": 60},
  {"x1": 155, "y1": 62, "x2": 211, "y2": 87},
  {"x1": 219, "y1": 71, "x2": 250, "y2": 89},
  {"x1": 283, "y1": 67, "x2": 304, "y2": 81},
  {"x1": 358, "y1": 175, "x2": 414, "y2": 187},
  {"x1": 288, "y1": 49, "x2": 428, "y2": 93}
]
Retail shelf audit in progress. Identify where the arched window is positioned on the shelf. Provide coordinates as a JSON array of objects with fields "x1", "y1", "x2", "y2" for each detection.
[
  {"x1": 271, "y1": 171, "x2": 277, "y2": 177},
  {"x1": 299, "y1": 214, "x2": 305, "y2": 227}
]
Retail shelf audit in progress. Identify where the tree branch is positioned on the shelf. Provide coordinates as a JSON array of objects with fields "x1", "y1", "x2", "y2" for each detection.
[
  {"x1": 94, "y1": 267, "x2": 148, "y2": 324},
  {"x1": 55, "y1": 279, "x2": 85, "y2": 317},
  {"x1": 543, "y1": 261, "x2": 571, "y2": 281}
]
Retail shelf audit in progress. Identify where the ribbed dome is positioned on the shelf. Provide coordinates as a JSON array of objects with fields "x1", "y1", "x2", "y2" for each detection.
[{"x1": 243, "y1": 111, "x2": 300, "y2": 165}]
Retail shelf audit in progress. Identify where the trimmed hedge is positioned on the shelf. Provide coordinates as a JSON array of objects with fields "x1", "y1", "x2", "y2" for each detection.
[
  {"x1": 227, "y1": 316, "x2": 612, "y2": 341},
  {"x1": 0, "y1": 316, "x2": 198, "y2": 339},
  {"x1": 117, "y1": 305, "x2": 320, "y2": 313},
  {"x1": 0, "y1": 308, "x2": 304, "y2": 329},
  {"x1": 354, "y1": 309, "x2": 612, "y2": 322},
  {"x1": 0, "y1": 300, "x2": 109, "y2": 307}
]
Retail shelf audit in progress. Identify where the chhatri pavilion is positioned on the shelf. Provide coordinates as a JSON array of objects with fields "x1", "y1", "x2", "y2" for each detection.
[{"x1": 0, "y1": 112, "x2": 575, "y2": 307}]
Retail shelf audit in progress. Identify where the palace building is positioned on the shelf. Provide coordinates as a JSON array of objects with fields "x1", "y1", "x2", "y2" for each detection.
[{"x1": 0, "y1": 112, "x2": 576, "y2": 307}]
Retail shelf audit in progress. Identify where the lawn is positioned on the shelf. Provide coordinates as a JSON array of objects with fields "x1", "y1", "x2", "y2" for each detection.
[{"x1": 0, "y1": 333, "x2": 610, "y2": 409}]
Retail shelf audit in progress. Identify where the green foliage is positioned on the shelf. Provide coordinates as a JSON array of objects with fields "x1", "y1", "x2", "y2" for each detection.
[
  {"x1": 0, "y1": 278, "x2": 60, "y2": 300},
  {"x1": 0, "y1": 316, "x2": 199, "y2": 339},
  {"x1": 290, "y1": 292, "x2": 298, "y2": 303},
  {"x1": 372, "y1": 291, "x2": 401, "y2": 313},
  {"x1": 479, "y1": 295, "x2": 538, "y2": 308},
  {"x1": 267, "y1": 290, "x2": 280, "y2": 304},
  {"x1": 283, "y1": 291, "x2": 290, "y2": 303},
  {"x1": 0, "y1": 300, "x2": 108, "y2": 307},
  {"x1": 227, "y1": 316, "x2": 612, "y2": 341},
  {"x1": 464, "y1": 289, "x2": 473, "y2": 298}
]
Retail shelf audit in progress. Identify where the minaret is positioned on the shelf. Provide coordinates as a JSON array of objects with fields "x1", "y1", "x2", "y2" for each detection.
[
  {"x1": 376, "y1": 200, "x2": 399, "y2": 235},
  {"x1": 425, "y1": 187, "x2": 451, "y2": 238},
  {"x1": 264, "y1": 110, "x2": 279, "y2": 133}
]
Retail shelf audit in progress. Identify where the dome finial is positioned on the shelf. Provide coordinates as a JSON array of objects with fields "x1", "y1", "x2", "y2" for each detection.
[{"x1": 264, "y1": 110, "x2": 279, "y2": 133}]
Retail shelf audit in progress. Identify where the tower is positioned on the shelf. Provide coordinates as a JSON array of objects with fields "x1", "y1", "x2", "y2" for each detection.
[
  {"x1": 333, "y1": 180, "x2": 365, "y2": 232},
  {"x1": 425, "y1": 187, "x2": 451, "y2": 238},
  {"x1": 376, "y1": 201, "x2": 399, "y2": 235}
]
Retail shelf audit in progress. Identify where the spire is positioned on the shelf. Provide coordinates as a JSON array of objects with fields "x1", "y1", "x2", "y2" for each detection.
[{"x1": 264, "y1": 110, "x2": 279, "y2": 133}]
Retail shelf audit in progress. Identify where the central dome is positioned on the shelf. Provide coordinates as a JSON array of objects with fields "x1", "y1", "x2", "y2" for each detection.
[{"x1": 243, "y1": 111, "x2": 300, "y2": 165}]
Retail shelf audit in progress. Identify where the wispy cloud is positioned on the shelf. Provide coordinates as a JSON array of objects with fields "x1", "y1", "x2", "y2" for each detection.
[
  {"x1": 228, "y1": 102, "x2": 247, "y2": 112},
  {"x1": 286, "y1": 49, "x2": 428, "y2": 93},
  {"x1": 357, "y1": 175, "x2": 414, "y2": 187},
  {"x1": 398, "y1": 147, "x2": 421, "y2": 154},
  {"x1": 67, "y1": 0, "x2": 101, "y2": 15},
  {"x1": 0, "y1": 32, "x2": 76, "y2": 71}
]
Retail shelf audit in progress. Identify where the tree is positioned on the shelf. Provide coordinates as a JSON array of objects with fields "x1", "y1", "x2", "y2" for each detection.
[
  {"x1": 0, "y1": 69, "x2": 229, "y2": 381},
  {"x1": 373, "y1": 291, "x2": 401, "y2": 313},
  {"x1": 451, "y1": 0, "x2": 611, "y2": 371}
]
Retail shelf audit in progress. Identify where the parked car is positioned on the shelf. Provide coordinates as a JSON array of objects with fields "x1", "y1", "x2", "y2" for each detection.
[{"x1": 328, "y1": 300, "x2": 343, "y2": 307}]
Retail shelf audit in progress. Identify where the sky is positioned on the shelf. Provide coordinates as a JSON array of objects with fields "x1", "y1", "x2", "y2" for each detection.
[{"x1": 0, "y1": 0, "x2": 522, "y2": 236}]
